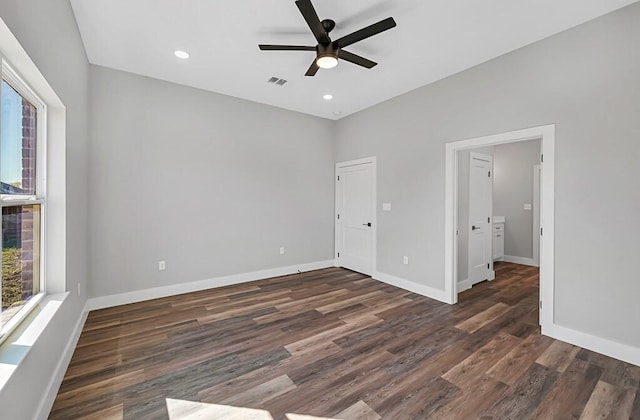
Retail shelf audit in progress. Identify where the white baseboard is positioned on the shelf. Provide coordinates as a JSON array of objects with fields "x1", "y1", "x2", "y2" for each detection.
[
  {"x1": 86, "y1": 260, "x2": 335, "y2": 311},
  {"x1": 457, "y1": 272, "x2": 496, "y2": 293},
  {"x1": 457, "y1": 278, "x2": 472, "y2": 293},
  {"x1": 373, "y1": 270, "x2": 449, "y2": 304},
  {"x1": 503, "y1": 255, "x2": 538, "y2": 267},
  {"x1": 35, "y1": 301, "x2": 89, "y2": 420},
  {"x1": 543, "y1": 323, "x2": 640, "y2": 367}
]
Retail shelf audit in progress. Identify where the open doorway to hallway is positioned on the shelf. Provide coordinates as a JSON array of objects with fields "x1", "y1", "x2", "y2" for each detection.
[
  {"x1": 456, "y1": 138, "x2": 541, "y2": 294},
  {"x1": 443, "y1": 124, "x2": 555, "y2": 332}
]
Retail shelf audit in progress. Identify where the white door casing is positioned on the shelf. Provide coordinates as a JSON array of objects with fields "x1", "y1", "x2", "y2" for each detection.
[
  {"x1": 468, "y1": 152, "x2": 494, "y2": 286},
  {"x1": 445, "y1": 124, "x2": 554, "y2": 334},
  {"x1": 335, "y1": 157, "x2": 376, "y2": 276},
  {"x1": 533, "y1": 165, "x2": 541, "y2": 267}
]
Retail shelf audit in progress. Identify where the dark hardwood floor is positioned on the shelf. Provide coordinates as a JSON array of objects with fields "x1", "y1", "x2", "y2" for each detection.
[{"x1": 50, "y1": 263, "x2": 640, "y2": 419}]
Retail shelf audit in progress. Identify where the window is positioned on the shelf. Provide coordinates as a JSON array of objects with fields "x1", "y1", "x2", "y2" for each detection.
[{"x1": 0, "y1": 63, "x2": 45, "y2": 341}]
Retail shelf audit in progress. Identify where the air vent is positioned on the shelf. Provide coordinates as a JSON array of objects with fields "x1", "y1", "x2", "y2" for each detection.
[{"x1": 267, "y1": 77, "x2": 288, "y2": 86}]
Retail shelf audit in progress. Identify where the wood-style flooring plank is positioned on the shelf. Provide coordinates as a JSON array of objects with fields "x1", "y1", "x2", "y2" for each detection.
[
  {"x1": 481, "y1": 363, "x2": 560, "y2": 419},
  {"x1": 579, "y1": 380, "x2": 637, "y2": 420},
  {"x1": 442, "y1": 332, "x2": 522, "y2": 389},
  {"x1": 219, "y1": 374, "x2": 297, "y2": 407},
  {"x1": 431, "y1": 376, "x2": 507, "y2": 420},
  {"x1": 536, "y1": 340, "x2": 581, "y2": 373},
  {"x1": 78, "y1": 404, "x2": 123, "y2": 420},
  {"x1": 335, "y1": 400, "x2": 381, "y2": 420},
  {"x1": 454, "y1": 302, "x2": 512, "y2": 333},
  {"x1": 486, "y1": 331, "x2": 554, "y2": 385},
  {"x1": 530, "y1": 357, "x2": 603, "y2": 420},
  {"x1": 631, "y1": 390, "x2": 640, "y2": 420}
]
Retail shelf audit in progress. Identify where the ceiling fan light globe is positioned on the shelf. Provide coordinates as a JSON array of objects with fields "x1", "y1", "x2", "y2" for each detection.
[{"x1": 317, "y1": 55, "x2": 338, "y2": 69}]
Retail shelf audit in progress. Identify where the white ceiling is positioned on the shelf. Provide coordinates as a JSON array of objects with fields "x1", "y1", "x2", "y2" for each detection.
[{"x1": 70, "y1": 0, "x2": 638, "y2": 120}]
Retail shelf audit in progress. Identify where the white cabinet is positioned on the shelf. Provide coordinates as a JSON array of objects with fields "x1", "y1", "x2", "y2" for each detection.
[{"x1": 493, "y1": 217, "x2": 505, "y2": 261}]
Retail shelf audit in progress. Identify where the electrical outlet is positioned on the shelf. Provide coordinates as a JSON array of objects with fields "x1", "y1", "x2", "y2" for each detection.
[
  {"x1": 77, "y1": 283, "x2": 81, "y2": 297},
  {"x1": 403, "y1": 256, "x2": 409, "y2": 265},
  {"x1": 158, "y1": 260, "x2": 166, "y2": 271},
  {"x1": 280, "y1": 247, "x2": 285, "y2": 255}
]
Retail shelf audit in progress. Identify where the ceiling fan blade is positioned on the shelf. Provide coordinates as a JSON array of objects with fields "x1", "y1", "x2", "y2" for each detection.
[
  {"x1": 305, "y1": 60, "x2": 320, "y2": 76},
  {"x1": 338, "y1": 50, "x2": 377, "y2": 69},
  {"x1": 259, "y1": 45, "x2": 316, "y2": 51},
  {"x1": 334, "y1": 17, "x2": 396, "y2": 49},
  {"x1": 295, "y1": 0, "x2": 329, "y2": 44}
]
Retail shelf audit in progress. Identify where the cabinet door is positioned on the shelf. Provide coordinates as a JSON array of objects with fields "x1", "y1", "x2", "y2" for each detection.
[{"x1": 494, "y1": 232, "x2": 504, "y2": 260}]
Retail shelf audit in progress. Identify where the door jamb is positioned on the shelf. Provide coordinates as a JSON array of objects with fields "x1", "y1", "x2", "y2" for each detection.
[
  {"x1": 533, "y1": 165, "x2": 541, "y2": 267},
  {"x1": 444, "y1": 125, "x2": 555, "y2": 332},
  {"x1": 334, "y1": 157, "x2": 377, "y2": 275}
]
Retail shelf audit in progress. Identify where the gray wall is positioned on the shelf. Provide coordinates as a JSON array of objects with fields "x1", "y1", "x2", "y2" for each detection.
[
  {"x1": 89, "y1": 66, "x2": 335, "y2": 298},
  {"x1": 457, "y1": 147, "x2": 493, "y2": 283},
  {"x1": 0, "y1": 0, "x2": 90, "y2": 418},
  {"x1": 335, "y1": 3, "x2": 640, "y2": 348},
  {"x1": 493, "y1": 140, "x2": 541, "y2": 259}
]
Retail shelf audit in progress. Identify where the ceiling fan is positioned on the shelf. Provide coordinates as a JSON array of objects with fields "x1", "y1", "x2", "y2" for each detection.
[{"x1": 258, "y1": 0, "x2": 397, "y2": 76}]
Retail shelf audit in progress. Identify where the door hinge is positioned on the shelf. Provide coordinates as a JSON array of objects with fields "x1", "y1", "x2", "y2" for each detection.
[
  {"x1": 488, "y1": 171, "x2": 491, "y2": 177},
  {"x1": 337, "y1": 175, "x2": 340, "y2": 181},
  {"x1": 539, "y1": 301, "x2": 543, "y2": 309},
  {"x1": 487, "y1": 217, "x2": 490, "y2": 223},
  {"x1": 456, "y1": 230, "x2": 459, "y2": 236},
  {"x1": 541, "y1": 154, "x2": 544, "y2": 163},
  {"x1": 487, "y1": 263, "x2": 490, "y2": 269},
  {"x1": 337, "y1": 214, "x2": 340, "y2": 220},
  {"x1": 337, "y1": 252, "x2": 340, "y2": 258},
  {"x1": 540, "y1": 227, "x2": 543, "y2": 236}
]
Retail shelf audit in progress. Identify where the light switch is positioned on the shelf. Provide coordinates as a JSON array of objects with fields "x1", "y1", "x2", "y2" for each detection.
[
  {"x1": 382, "y1": 203, "x2": 392, "y2": 212},
  {"x1": 523, "y1": 203, "x2": 532, "y2": 210}
]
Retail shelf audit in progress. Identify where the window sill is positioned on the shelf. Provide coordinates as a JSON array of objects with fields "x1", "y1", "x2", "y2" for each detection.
[
  {"x1": 0, "y1": 292, "x2": 69, "y2": 392},
  {"x1": 0, "y1": 293, "x2": 45, "y2": 347}
]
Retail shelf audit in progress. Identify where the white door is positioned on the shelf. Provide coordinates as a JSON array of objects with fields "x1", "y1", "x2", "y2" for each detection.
[
  {"x1": 335, "y1": 159, "x2": 375, "y2": 275},
  {"x1": 468, "y1": 152, "x2": 493, "y2": 285}
]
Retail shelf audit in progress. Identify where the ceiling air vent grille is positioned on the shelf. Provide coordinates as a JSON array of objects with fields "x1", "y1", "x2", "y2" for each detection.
[{"x1": 267, "y1": 77, "x2": 287, "y2": 86}]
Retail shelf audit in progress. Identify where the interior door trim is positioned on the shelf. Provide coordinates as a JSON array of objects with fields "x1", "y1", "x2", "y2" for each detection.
[{"x1": 444, "y1": 124, "x2": 555, "y2": 335}]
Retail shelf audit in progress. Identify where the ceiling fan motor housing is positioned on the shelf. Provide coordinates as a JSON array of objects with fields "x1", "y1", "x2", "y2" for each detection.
[{"x1": 317, "y1": 43, "x2": 339, "y2": 59}]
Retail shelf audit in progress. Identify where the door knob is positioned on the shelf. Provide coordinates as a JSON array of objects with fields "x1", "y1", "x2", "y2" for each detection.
[
  {"x1": 472, "y1": 225, "x2": 479, "y2": 231},
  {"x1": 362, "y1": 222, "x2": 372, "y2": 227}
]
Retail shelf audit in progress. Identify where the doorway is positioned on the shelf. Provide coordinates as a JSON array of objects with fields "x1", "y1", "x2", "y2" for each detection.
[
  {"x1": 335, "y1": 157, "x2": 377, "y2": 276},
  {"x1": 460, "y1": 141, "x2": 541, "y2": 287},
  {"x1": 444, "y1": 124, "x2": 555, "y2": 331}
]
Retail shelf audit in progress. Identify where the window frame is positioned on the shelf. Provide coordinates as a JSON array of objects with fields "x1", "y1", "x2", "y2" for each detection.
[{"x1": 0, "y1": 58, "x2": 47, "y2": 345}]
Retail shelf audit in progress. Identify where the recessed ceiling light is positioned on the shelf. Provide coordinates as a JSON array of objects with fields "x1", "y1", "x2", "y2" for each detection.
[
  {"x1": 174, "y1": 50, "x2": 190, "y2": 59},
  {"x1": 323, "y1": 94, "x2": 333, "y2": 101}
]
